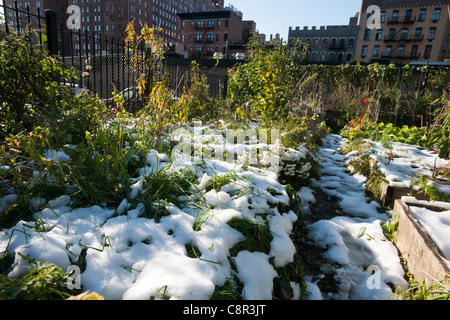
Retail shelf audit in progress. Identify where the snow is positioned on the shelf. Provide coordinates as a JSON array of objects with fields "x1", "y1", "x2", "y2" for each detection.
[
  {"x1": 0, "y1": 123, "x2": 307, "y2": 300},
  {"x1": 234, "y1": 251, "x2": 278, "y2": 300},
  {"x1": 1, "y1": 124, "x2": 448, "y2": 300},
  {"x1": 308, "y1": 134, "x2": 410, "y2": 300},
  {"x1": 408, "y1": 202, "x2": 450, "y2": 261},
  {"x1": 368, "y1": 140, "x2": 450, "y2": 194}
]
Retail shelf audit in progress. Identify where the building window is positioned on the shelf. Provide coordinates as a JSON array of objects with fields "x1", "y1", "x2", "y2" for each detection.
[
  {"x1": 313, "y1": 38, "x2": 319, "y2": 47},
  {"x1": 322, "y1": 39, "x2": 328, "y2": 48},
  {"x1": 385, "y1": 46, "x2": 392, "y2": 57},
  {"x1": 376, "y1": 29, "x2": 383, "y2": 40},
  {"x1": 428, "y1": 27, "x2": 436, "y2": 41},
  {"x1": 196, "y1": 33, "x2": 202, "y2": 42},
  {"x1": 363, "y1": 29, "x2": 371, "y2": 41},
  {"x1": 414, "y1": 28, "x2": 423, "y2": 40},
  {"x1": 380, "y1": 11, "x2": 386, "y2": 23},
  {"x1": 208, "y1": 20, "x2": 214, "y2": 28},
  {"x1": 348, "y1": 38, "x2": 354, "y2": 48},
  {"x1": 405, "y1": 10, "x2": 413, "y2": 22},
  {"x1": 401, "y1": 29, "x2": 409, "y2": 40},
  {"x1": 321, "y1": 53, "x2": 327, "y2": 61},
  {"x1": 424, "y1": 45, "x2": 432, "y2": 59},
  {"x1": 418, "y1": 9, "x2": 427, "y2": 22},
  {"x1": 207, "y1": 33, "x2": 214, "y2": 42},
  {"x1": 373, "y1": 45, "x2": 380, "y2": 57},
  {"x1": 361, "y1": 45, "x2": 368, "y2": 57},
  {"x1": 391, "y1": 10, "x2": 399, "y2": 23},
  {"x1": 432, "y1": 8, "x2": 441, "y2": 22},
  {"x1": 311, "y1": 53, "x2": 317, "y2": 61},
  {"x1": 398, "y1": 46, "x2": 405, "y2": 57},
  {"x1": 411, "y1": 45, "x2": 419, "y2": 58},
  {"x1": 388, "y1": 28, "x2": 395, "y2": 40}
]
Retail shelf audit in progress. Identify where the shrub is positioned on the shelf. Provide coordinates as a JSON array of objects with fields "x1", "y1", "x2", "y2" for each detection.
[{"x1": 0, "y1": 34, "x2": 78, "y2": 139}]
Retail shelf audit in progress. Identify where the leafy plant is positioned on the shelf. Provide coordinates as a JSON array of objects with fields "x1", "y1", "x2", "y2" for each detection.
[
  {"x1": 227, "y1": 35, "x2": 308, "y2": 123},
  {"x1": 0, "y1": 258, "x2": 81, "y2": 300},
  {"x1": 0, "y1": 33, "x2": 78, "y2": 139}
]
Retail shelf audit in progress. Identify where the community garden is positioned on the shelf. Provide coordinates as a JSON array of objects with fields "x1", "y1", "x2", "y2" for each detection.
[{"x1": 0, "y1": 24, "x2": 449, "y2": 300}]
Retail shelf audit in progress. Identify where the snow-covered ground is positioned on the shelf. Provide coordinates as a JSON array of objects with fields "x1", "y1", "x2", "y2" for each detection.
[
  {"x1": 1, "y1": 127, "x2": 448, "y2": 300},
  {"x1": 305, "y1": 134, "x2": 409, "y2": 300},
  {"x1": 360, "y1": 139, "x2": 449, "y2": 196},
  {"x1": 0, "y1": 122, "x2": 312, "y2": 300}
]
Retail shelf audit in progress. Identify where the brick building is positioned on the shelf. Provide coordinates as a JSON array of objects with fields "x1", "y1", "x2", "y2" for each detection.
[
  {"x1": 177, "y1": 5, "x2": 255, "y2": 58},
  {"x1": 4, "y1": 0, "x2": 225, "y2": 54},
  {"x1": 288, "y1": 15, "x2": 360, "y2": 63},
  {"x1": 355, "y1": 0, "x2": 450, "y2": 63},
  {"x1": 4, "y1": 0, "x2": 68, "y2": 32}
]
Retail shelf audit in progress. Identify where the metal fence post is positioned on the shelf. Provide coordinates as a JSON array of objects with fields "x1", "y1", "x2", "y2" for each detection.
[{"x1": 45, "y1": 9, "x2": 58, "y2": 55}]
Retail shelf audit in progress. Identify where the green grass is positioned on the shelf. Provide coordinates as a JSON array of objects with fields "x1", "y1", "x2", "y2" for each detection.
[{"x1": 0, "y1": 257, "x2": 81, "y2": 300}]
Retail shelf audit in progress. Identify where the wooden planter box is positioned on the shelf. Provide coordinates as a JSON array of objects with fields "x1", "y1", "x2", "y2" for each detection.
[
  {"x1": 380, "y1": 182, "x2": 430, "y2": 207},
  {"x1": 392, "y1": 199, "x2": 450, "y2": 285}
]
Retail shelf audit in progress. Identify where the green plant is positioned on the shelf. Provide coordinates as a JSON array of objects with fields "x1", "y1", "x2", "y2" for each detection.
[
  {"x1": 227, "y1": 36, "x2": 308, "y2": 123},
  {"x1": 411, "y1": 175, "x2": 450, "y2": 202},
  {"x1": 393, "y1": 277, "x2": 450, "y2": 300},
  {"x1": 0, "y1": 33, "x2": 78, "y2": 139},
  {"x1": 0, "y1": 258, "x2": 81, "y2": 300},
  {"x1": 178, "y1": 61, "x2": 212, "y2": 121}
]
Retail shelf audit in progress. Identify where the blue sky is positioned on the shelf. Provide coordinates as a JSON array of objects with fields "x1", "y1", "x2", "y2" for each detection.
[{"x1": 226, "y1": 0, "x2": 363, "y2": 41}]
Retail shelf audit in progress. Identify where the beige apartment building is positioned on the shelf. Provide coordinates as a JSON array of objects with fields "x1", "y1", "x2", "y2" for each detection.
[{"x1": 355, "y1": 0, "x2": 450, "y2": 64}]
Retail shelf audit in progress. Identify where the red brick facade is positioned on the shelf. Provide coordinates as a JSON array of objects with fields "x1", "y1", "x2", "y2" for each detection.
[{"x1": 178, "y1": 7, "x2": 255, "y2": 58}]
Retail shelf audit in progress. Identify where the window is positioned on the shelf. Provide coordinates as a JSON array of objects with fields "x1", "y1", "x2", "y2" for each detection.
[
  {"x1": 428, "y1": 27, "x2": 436, "y2": 41},
  {"x1": 376, "y1": 29, "x2": 383, "y2": 40},
  {"x1": 373, "y1": 45, "x2": 380, "y2": 57},
  {"x1": 208, "y1": 20, "x2": 214, "y2": 28},
  {"x1": 196, "y1": 20, "x2": 203, "y2": 28},
  {"x1": 391, "y1": 10, "x2": 399, "y2": 22},
  {"x1": 385, "y1": 46, "x2": 392, "y2": 57},
  {"x1": 432, "y1": 8, "x2": 441, "y2": 21},
  {"x1": 364, "y1": 29, "x2": 371, "y2": 41},
  {"x1": 380, "y1": 11, "x2": 386, "y2": 23},
  {"x1": 322, "y1": 39, "x2": 328, "y2": 48},
  {"x1": 414, "y1": 28, "x2": 422, "y2": 40},
  {"x1": 196, "y1": 33, "x2": 202, "y2": 42},
  {"x1": 424, "y1": 45, "x2": 432, "y2": 59},
  {"x1": 418, "y1": 9, "x2": 426, "y2": 22},
  {"x1": 207, "y1": 33, "x2": 214, "y2": 42},
  {"x1": 361, "y1": 45, "x2": 368, "y2": 57},
  {"x1": 405, "y1": 10, "x2": 413, "y2": 22},
  {"x1": 313, "y1": 38, "x2": 319, "y2": 47},
  {"x1": 401, "y1": 29, "x2": 409, "y2": 40},
  {"x1": 388, "y1": 28, "x2": 396, "y2": 40},
  {"x1": 348, "y1": 38, "x2": 354, "y2": 48},
  {"x1": 411, "y1": 45, "x2": 419, "y2": 57},
  {"x1": 321, "y1": 53, "x2": 327, "y2": 61},
  {"x1": 398, "y1": 46, "x2": 405, "y2": 57}
]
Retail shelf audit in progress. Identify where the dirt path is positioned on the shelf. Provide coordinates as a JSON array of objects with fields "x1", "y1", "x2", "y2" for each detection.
[{"x1": 299, "y1": 134, "x2": 408, "y2": 300}]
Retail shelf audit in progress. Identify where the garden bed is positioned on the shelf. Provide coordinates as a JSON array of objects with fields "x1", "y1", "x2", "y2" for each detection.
[
  {"x1": 0, "y1": 120, "x2": 318, "y2": 300},
  {"x1": 392, "y1": 197, "x2": 450, "y2": 286}
]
